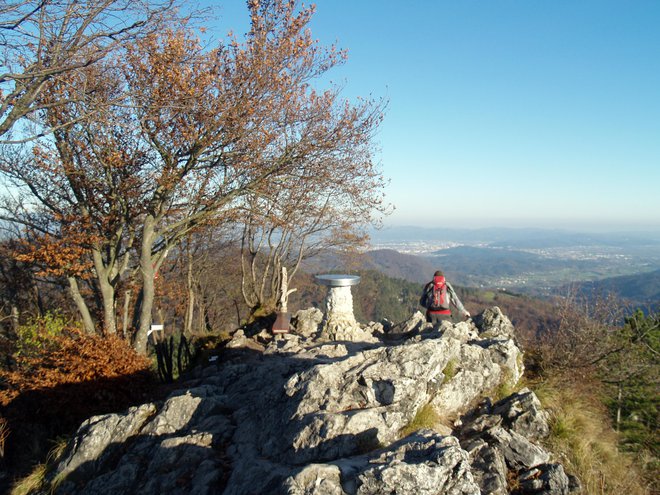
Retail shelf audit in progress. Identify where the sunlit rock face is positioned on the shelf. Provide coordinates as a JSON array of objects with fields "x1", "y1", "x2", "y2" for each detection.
[{"x1": 48, "y1": 307, "x2": 577, "y2": 495}]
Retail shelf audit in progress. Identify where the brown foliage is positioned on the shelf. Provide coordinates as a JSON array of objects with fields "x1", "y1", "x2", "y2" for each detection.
[
  {"x1": 2, "y1": 329, "x2": 150, "y2": 391},
  {"x1": 14, "y1": 230, "x2": 95, "y2": 279},
  {"x1": 0, "y1": 327, "x2": 155, "y2": 473}
]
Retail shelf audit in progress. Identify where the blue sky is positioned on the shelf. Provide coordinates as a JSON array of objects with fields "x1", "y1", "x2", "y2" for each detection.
[{"x1": 212, "y1": 1, "x2": 660, "y2": 232}]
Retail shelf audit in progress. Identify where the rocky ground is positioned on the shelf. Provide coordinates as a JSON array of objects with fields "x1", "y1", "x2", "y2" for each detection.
[{"x1": 46, "y1": 307, "x2": 580, "y2": 494}]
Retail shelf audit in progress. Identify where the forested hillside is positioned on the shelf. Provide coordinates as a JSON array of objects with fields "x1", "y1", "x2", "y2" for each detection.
[{"x1": 570, "y1": 268, "x2": 660, "y2": 310}]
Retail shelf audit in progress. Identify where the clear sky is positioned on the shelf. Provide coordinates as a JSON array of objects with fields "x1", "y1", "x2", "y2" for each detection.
[{"x1": 212, "y1": 1, "x2": 660, "y2": 232}]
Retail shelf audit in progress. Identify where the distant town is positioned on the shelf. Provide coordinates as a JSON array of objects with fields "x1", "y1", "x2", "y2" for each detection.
[{"x1": 367, "y1": 227, "x2": 660, "y2": 301}]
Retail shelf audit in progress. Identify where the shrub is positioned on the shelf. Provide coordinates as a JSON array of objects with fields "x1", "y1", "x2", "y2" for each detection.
[
  {"x1": 0, "y1": 322, "x2": 156, "y2": 482},
  {"x1": 14, "y1": 311, "x2": 70, "y2": 359}
]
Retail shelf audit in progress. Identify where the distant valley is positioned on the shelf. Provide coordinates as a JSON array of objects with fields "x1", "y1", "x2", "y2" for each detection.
[{"x1": 361, "y1": 226, "x2": 660, "y2": 308}]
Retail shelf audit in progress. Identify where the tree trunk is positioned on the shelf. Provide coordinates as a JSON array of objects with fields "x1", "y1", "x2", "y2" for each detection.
[
  {"x1": 122, "y1": 289, "x2": 132, "y2": 339},
  {"x1": 34, "y1": 284, "x2": 44, "y2": 317},
  {"x1": 134, "y1": 217, "x2": 157, "y2": 354},
  {"x1": 10, "y1": 305, "x2": 19, "y2": 333},
  {"x1": 185, "y1": 248, "x2": 195, "y2": 336},
  {"x1": 99, "y1": 279, "x2": 117, "y2": 335},
  {"x1": 91, "y1": 250, "x2": 118, "y2": 335},
  {"x1": 67, "y1": 276, "x2": 96, "y2": 334}
]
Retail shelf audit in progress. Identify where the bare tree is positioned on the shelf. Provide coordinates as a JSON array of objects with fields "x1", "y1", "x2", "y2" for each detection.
[
  {"x1": 240, "y1": 133, "x2": 388, "y2": 316},
  {"x1": 125, "y1": 1, "x2": 384, "y2": 353},
  {"x1": 0, "y1": 59, "x2": 148, "y2": 335},
  {"x1": 538, "y1": 287, "x2": 629, "y2": 376},
  {"x1": 0, "y1": 0, "x2": 177, "y2": 142},
  {"x1": 0, "y1": 0, "x2": 387, "y2": 354}
]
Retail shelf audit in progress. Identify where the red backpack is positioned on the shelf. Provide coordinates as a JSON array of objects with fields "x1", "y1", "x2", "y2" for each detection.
[{"x1": 427, "y1": 275, "x2": 450, "y2": 310}]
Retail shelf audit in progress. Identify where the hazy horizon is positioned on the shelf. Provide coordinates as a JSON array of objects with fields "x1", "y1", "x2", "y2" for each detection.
[
  {"x1": 373, "y1": 222, "x2": 660, "y2": 238},
  {"x1": 379, "y1": 220, "x2": 660, "y2": 235}
]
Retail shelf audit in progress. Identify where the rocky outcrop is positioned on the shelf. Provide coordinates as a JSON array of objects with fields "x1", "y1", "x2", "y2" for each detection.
[
  {"x1": 47, "y1": 307, "x2": 577, "y2": 494},
  {"x1": 284, "y1": 432, "x2": 479, "y2": 495}
]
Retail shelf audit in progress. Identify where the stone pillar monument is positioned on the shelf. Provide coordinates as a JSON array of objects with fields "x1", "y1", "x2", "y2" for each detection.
[{"x1": 315, "y1": 274, "x2": 361, "y2": 341}]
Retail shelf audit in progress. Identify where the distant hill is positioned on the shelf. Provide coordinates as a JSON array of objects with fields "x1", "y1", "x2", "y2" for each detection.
[
  {"x1": 571, "y1": 268, "x2": 660, "y2": 308},
  {"x1": 361, "y1": 244, "x2": 660, "y2": 305},
  {"x1": 301, "y1": 248, "x2": 437, "y2": 284},
  {"x1": 304, "y1": 246, "x2": 572, "y2": 286},
  {"x1": 360, "y1": 249, "x2": 437, "y2": 283},
  {"x1": 426, "y1": 245, "x2": 591, "y2": 279},
  {"x1": 363, "y1": 246, "x2": 596, "y2": 293},
  {"x1": 299, "y1": 245, "x2": 657, "y2": 332}
]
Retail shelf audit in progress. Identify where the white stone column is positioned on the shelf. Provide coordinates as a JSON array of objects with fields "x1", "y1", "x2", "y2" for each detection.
[
  {"x1": 323, "y1": 285, "x2": 359, "y2": 340},
  {"x1": 315, "y1": 274, "x2": 361, "y2": 341}
]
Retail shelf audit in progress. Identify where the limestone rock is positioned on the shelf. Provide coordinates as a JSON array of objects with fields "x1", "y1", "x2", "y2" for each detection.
[
  {"x1": 53, "y1": 403, "x2": 158, "y2": 483},
  {"x1": 225, "y1": 329, "x2": 265, "y2": 351},
  {"x1": 473, "y1": 306, "x2": 516, "y2": 339},
  {"x1": 45, "y1": 307, "x2": 576, "y2": 495},
  {"x1": 285, "y1": 464, "x2": 345, "y2": 495},
  {"x1": 439, "y1": 320, "x2": 479, "y2": 343},
  {"x1": 458, "y1": 389, "x2": 556, "y2": 494},
  {"x1": 282, "y1": 338, "x2": 460, "y2": 461},
  {"x1": 264, "y1": 333, "x2": 305, "y2": 355},
  {"x1": 284, "y1": 431, "x2": 480, "y2": 495},
  {"x1": 491, "y1": 388, "x2": 550, "y2": 441},
  {"x1": 486, "y1": 427, "x2": 551, "y2": 471},
  {"x1": 363, "y1": 321, "x2": 384, "y2": 336},
  {"x1": 383, "y1": 310, "x2": 429, "y2": 338},
  {"x1": 293, "y1": 308, "x2": 324, "y2": 338},
  {"x1": 355, "y1": 433, "x2": 479, "y2": 495},
  {"x1": 519, "y1": 463, "x2": 571, "y2": 494},
  {"x1": 465, "y1": 439, "x2": 508, "y2": 495},
  {"x1": 52, "y1": 386, "x2": 234, "y2": 495}
]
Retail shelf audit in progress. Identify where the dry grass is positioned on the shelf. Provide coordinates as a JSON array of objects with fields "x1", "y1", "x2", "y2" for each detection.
[
  {"x1": 9, "y1": 435, "x2": 70, "y2": 495},
  {"x1": 10, "y1": 464, "x2": 47, "y2": 495},
  {"x1": 399, "y1": 403, "x2": 443, "y2": 438},
  {"x1": 535, "y1": 377, "x2": 651, "y2": 495},
  {"x1": 442, "y1": 359, "x2": 458, "y2": 384}
]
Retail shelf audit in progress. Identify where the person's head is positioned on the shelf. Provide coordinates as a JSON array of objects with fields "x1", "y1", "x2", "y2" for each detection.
[{"x1": 434, "y1": 270, "x2": 444, "y2": 277}]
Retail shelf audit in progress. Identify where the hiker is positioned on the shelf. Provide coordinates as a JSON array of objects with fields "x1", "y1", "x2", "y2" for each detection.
[{"x1": 420, "y1": 270, "x2": 470, "y2": 323}]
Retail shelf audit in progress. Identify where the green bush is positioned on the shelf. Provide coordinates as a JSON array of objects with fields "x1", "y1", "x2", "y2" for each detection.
[{"x1": 15, "y1": 312, "x2": 73, "y2": 358}]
